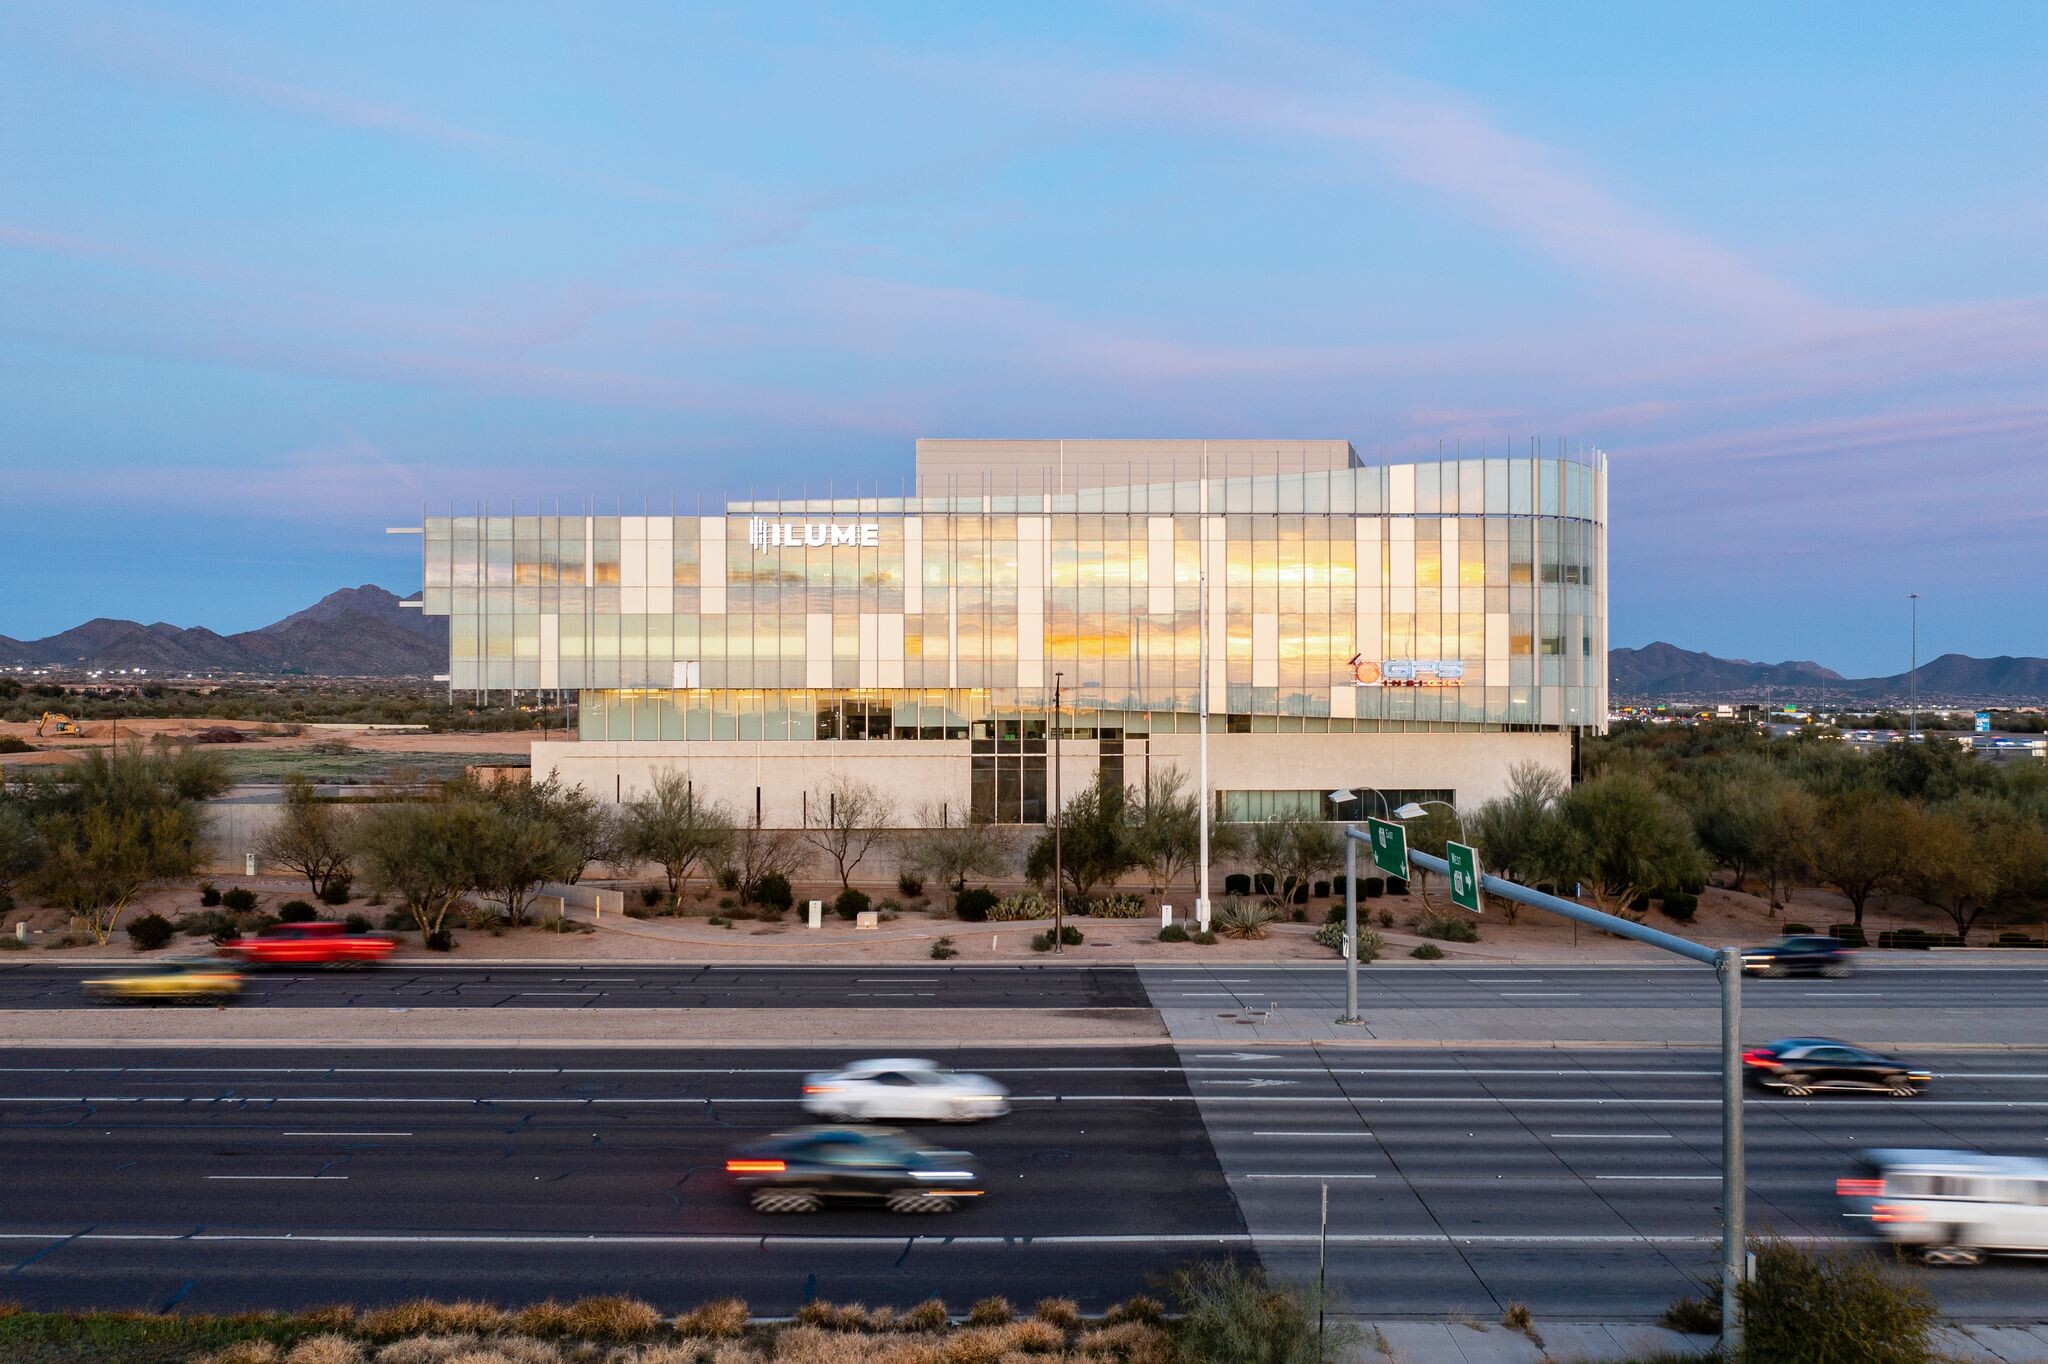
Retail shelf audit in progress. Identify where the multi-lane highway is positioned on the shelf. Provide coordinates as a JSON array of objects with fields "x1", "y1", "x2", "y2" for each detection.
[
  {"x1": 2, "y1": 1040, "x2": 2046, "y2": 1320},
  {"x1": 5, "y1": 960, "x2": 2046, "y2": 1010}
]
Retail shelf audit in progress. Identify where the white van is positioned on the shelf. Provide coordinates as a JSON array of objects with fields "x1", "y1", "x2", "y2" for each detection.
[{"x1": 1839, "y1": 1148, "x2": 2048, "y2": 1265}]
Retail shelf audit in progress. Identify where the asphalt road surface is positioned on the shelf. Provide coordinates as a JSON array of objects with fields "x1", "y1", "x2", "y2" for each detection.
[
  {"x1": 6, "y1": 960, "x2": 2046, "y2": 1011},
  {"x1": 1, "y1": 1043, "x2": 2045, "y2": 1319}
]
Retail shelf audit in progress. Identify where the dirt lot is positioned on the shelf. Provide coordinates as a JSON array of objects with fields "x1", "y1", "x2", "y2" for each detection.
[{"x1": 0, "y1": 717, "x2": 537, "y2": 780}]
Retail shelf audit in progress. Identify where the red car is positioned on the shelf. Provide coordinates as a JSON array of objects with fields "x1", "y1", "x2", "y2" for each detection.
[{"x1": 219, "y1": 922, "x2": 397, "y2": 968}]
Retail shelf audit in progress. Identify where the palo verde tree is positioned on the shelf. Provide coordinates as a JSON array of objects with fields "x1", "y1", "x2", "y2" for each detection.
[
  {"x1": 27, "y1": 743, "x2": 226, "y2": 944},
  {"x1": 351, "y1": 791, "x2": 494, "y2": 940},
  {"x1": 255, "y1": 773, "x2": 357, "y2": 898},
  {"x1": 903, "y1": 800, "x2": 1011, "y2": 910},
  {"x1": 1246, "y1": 811, "x2": 1342, "y2": 909},
  {"x1": 1026, "y1": 779, "x2": 1137, "y2": 904},
  {"x1": 1467, "y1": 762, "x2": 1565, "y2": 924},
  {"x1": 1905, "y1": 793, "x2": 2048, "y2": 945},
  {"x1": 620, "y1": 767, "x2": 734, "y2": 904},
  {"x1": 1810, "y1": 789, "x2": 1911, "y2": 926},
  {"x1": 1550, "y1": 770, "x2": 1706, "y2": 920},
  {"x1": 799, "y1": 774, "x2": 896, "y2": 892},
  {"x1": 1398, "y1": 804, "x2": 1464, "y2": 911},
  {"x1": 464, "y1": 783, "x2": 577, "y2": 926}
]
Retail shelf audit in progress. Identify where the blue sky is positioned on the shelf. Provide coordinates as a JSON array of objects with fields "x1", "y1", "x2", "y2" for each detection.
[{"x1": 2, "y1": 1, "x2": 2042, "y2": 675}]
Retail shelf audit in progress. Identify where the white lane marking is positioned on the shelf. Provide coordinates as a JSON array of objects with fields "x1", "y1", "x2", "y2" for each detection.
[
  {"x1": 1176, "y1": 992, "x2": 1241, "y2": 997},
  {"x1": 205, "y1": 1175, "x2": 349, "y2": 1181},
  {"x1": 1244, "y1": 1174, "x2": 1377, "y2": 1180},
  {"x1": 1596, "y1": 1175, "x2": 1718, "y2": 1181},
  {"x1": 1550, "y1": 1133, "x2": 1674, "y2": 1140},
  {"x1": 517, "y1": 993, "x2": 602, "y2": 997},
  {"x1": 1803, "y1": 991, "x2": 1882, "y2": 996},
  {"x1": 856, "y1": 978, "x2": 937, "y2": 983},
  {"x1": 281, "y1": 1131, "x2": 412, "y2": 1137},
  {"x1": 865, "y1": 993, "x2": 935, "y2": 998},
  {"x1": 0, "y1": 1229, "x2": 1863, "y2": 1248},
  {"x1": 1253, "y1": 1131, "x2": 1375, "y2": 1137},
  {"x1": 1498, "y1": 992, "x2": 1581, "y2": 998}
]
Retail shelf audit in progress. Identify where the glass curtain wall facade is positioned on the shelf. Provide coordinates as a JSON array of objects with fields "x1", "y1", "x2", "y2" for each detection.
[{"x1": 418, "y1": 447, "x2": 1606, "y2": 803}]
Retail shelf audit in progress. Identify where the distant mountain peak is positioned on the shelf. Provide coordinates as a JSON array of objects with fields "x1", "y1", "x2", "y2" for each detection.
[{"x1": 1612, "y1": 642, "x2": 2046, "y2": 704}]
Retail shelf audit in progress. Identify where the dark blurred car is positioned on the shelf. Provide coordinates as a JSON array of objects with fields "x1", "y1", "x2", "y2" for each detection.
[
  {"x1": 725, "y1": 1126, "x2": 984, "y2": 1214},
  {"x1": 1741, "y1": 935, "x2": 1854, "y2": 978},
  {"x1": 219, "y1": 922, "x2": 396, "y2": 968},
  {"x1": 1742, "y1": 1037, "x2": 1930, "y2": 1097}
]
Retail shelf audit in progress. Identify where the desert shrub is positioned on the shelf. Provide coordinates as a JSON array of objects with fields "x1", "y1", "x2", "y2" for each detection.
[
  {"x1": 1103, "y1": 1295, "x2": 1165, "y2": 1326},
  {"x1": 1158, "y1": 923, "x2": 1190, "y2": 942},
  {"x1": 1377, "y1": 909, "x2": 1395, "y2": 928},
  {"x1": 1658, "y1": 891, "x2": 1698, "y2": 921},
  {"x1": 990, "y1": 890, "x2": 1053, "y2": 921},
  {"x1": 1736, "y1": 1236, "x2": 1939, "y2": 1364},
  {"x1": 318, "y1": 877, "x2": 353, "y2": 906},
  {"x1": 424, "y1": 929, "x2": 455, "y2": 952},
  {"x1": 954, "y1": 887, "x2": 998, "y2": 922},
  {"x1": 1222, "y1": 873, "x2": 1251, "y2": 896},
  {"x1": 794, "y1": 1301, "x2": 877, "y2": 1331},
  {"x1": 1364, "y1": 877, "x2": 1384, "y2": 899},
  {"x1": 716, "y1": 896, "x2": 737, "y2": 909},
  {"x1": 751, "y1": 873, "x2": 793, "y2": 912},
  {"x1": 360, "y1": 1299, "x2": 512, "y2": 1339},
  {"x1": 1311, "y1": 880, "x2": 1330, "y2": 898},
  {"x1": 666, "y1": 1296, "x2": 747, "y2": 1339},
  {"x1": 1831, "y1": 923, "x2": 1868, "y2": 947},
  {"x1": 1659, "y1": 1292, "x2": 1719, "y2": 1335},
  {"x1": 558, "y1": 1295, "x2": 661, "y2": 1341},
  {"x1": 1324, "y1": 903, "x2": 1346, "y2": 924},
  {"x1": 1414, "y1": 911, "x2": 1479, "y2": 943},
  {"x1": 1031, "y1": 925, "x2": 1084, "y2": 951},
  {"x1": 640, "y1": 886, "x2": 664, "y2": 908},
  {"x1": 125, "y1": 912, "x2": 176, "y2": 951},
  {"x1": 716, "y1": 867, "x2": 741, "y2": 892},
  {"x1": 1088, "y1": 893, "x2": 1147, "y2": 918},
  {"x1": 965, "y1": 1296, "x2": 1013, "y2": 1326},
  {"x1": 510, "y1": 1300, "x2": 576, "y2": 1336},
  {"x1": 1783, "y1": 922, "x2": 1816, "y2": 935},
  {"x1": 1312, "y1": 921, "x2": 1381, "y2": 962},
  {"x1": 196, "y1": 1344, "x2": 281, "y2": 1364},
  {"x1": 200, "y1": 883, "x2": 222, "y2": 907},
  {"x1": 1214, "y1": 898, "x2": 1277, "y2": 940},
  {"x1": 1169, "y1": 1260, "x2": 1328, "y2": 1364},
  {"x1": 897, "y1": 870, "x2": 926, "y2": 897},
  {"x1": 834, "y1": 888, "x2": 871, "y2": 920},
  {"x1": 1191, "y1": 929, "x2": 1218, "y2": 945},
  {"x1": 1079, "y1": 1322, "x2": 1173, "y2": 1364},
  {"x1": 1387, "y1": 876, "x2": 1408, "y2": 895},
  {"x1": 1410, "y1": 943, "x2": 1444, "y2": 960},
  {"x1": 343, "y1": 913, "x2": 372, "y2": 934},
  {"x1": 929, "y1": 936, "x2": 958, "y2": 960},
  {"x1": 221, "y1": 887, "x2": 258, "y2": 913},
  {"x1": 1031, "y1": 1298, "x2": 1080, "y2": 1329},
  {"x1": 898, "y1": 1299, "x2": 949, "y2": 1331},
  {"x1": 278, "y1": 900, "x2": 319, "y2": 923}
]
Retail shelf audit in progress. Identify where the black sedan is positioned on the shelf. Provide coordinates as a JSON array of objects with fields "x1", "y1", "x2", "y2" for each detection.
[
  {"x1": 1741, "y1": 935, "x2": 1855, "y2": 978},
  {"x1": 725, "y1": 1126, "x2": 985, "y2": 1214},
  {"x1": 1742, "y1": 1037, "x2": 1931, "y2": 1097}
]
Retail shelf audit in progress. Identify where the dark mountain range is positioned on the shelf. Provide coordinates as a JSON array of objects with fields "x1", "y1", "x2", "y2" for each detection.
[
  {"x1": 1612, "y1": 642, "x2": 2048, "y2": 705},
  {"x1": 0, "y1": 586, "x2": 446, "y2": 678}
]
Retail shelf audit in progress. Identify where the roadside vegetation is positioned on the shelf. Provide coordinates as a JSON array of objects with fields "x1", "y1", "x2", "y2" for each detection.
[{"x1": 0, "y1": 677, "x2": 561, "y2": 733}]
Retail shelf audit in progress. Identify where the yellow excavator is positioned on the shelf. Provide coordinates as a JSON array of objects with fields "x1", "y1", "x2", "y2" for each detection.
[{"x1": 33, "y1": 712, "x2": 84, "y2": 738}]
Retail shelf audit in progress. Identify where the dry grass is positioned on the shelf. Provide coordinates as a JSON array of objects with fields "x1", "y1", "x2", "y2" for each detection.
[
  {"x1": 675, "y1": 1297, "x2": 750, "y2": 1339},
  {"x1": 198, "y1": 1345, "x2": 281, "y2": 1364},
  {"x1": 296, "y1": 1306, "x2": 361, "y2": 1331},
  {"x1": 1028, "y1": 1301, "x2": 1079, "y2": 1331},
  {"x1": 1097, "y1": 1299, "x2": 1161, "y2": 1328},
  {"x1": 964, "y1": 1299, "x2": 1013, "y2": 1327},
  {"x1": 560, "y1": 1297, "x2": 662, "y2": 1342},
  {"x1": 1074, "y1": 1322, "x2": 1172, "y2": 1364},
  {"x1": 897, "y1": 1301, "x2": 949, "y2": 1333},
  {"x1": 285, "y1": 1337, "x2": 369, "y2": 1364},
  {"x1": 362, "y1": 1301, "x2": 514, "y2": 1339},
  {"x1": 511, "y1": 1302, "x2": 578, "y2": 1337},
  {"x1": 371, "y1": 1336, "x2": 485, "y2": 1364}
]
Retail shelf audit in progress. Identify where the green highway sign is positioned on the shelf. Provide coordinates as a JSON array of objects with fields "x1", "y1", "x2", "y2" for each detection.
[
  {"x1": 1365, "y1": 817, "x2": 1409, "y2": 880},
  {"x1": 1445, "y1": 840, "x2": 1483, "y2": 914}
]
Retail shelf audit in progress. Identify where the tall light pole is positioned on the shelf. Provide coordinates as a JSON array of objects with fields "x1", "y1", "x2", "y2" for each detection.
[
  {"x1": 1052, "y1": 670, "x2": 1064, "y2": 955},
  {"x1": 1196, "y1": 556, "x2": 1210, "y2": 933},
  {"x1": 1907, "y1": 593, "x2": 1920, "y2": 739}
]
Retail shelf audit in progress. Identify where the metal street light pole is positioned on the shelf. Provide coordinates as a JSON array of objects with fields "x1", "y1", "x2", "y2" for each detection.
[
  {"x1": 1052, "y1": 670, "x2": 1064, "y2": 956},
  {"x1": 1908, "y1": 593, "x2": 1919, "y2": 738},
  {"x1": 1197, "y1": 561, "x2": 1210, "y2": 933}
]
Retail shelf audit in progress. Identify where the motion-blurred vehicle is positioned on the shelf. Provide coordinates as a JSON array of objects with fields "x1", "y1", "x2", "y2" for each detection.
[
  {"x1": 1839, "y1": 1148, "x2": 2048, "y2": 1265},
  {"x1": 725, "y1": 1126, "x2": 984, "y2": 1213},
  {"x1": 802, "y1": 1058, "x2": 1010, "y2": 1122},
  {"x1": 1741, "y1": 935, "x2": 1855, "y2": 978},
  {"x1": 1742, "y1": 1037, "x2": 1929, "y2": 1097},
  {"x1": 218, "y1": 921, "x2": 396, "y2": 968},
  {"x1": 84, "y1": 960, "x2": 241, "y2": 1005}
]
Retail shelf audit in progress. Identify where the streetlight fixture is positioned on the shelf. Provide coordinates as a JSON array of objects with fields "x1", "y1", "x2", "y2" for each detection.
[{"x1": 1394, "y1": 798, "x2": 1467, "y2": 841}]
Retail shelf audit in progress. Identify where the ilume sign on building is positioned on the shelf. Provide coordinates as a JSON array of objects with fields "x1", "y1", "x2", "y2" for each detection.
[{"x1": 746, "y1": 518, "x2": 881, "y2": 550}]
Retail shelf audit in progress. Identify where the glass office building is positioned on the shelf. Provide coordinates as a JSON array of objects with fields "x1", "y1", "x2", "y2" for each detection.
[{"x1": 410, "y1": 439, "x2": 1606, "y2": 824}]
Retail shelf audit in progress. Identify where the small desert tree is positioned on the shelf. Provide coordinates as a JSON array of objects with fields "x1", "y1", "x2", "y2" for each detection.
[
  {"x1": 469, "y1": 790, "x2": 576, "y2": 925},
  {"x1": 800, "y1": 775, "x2": 896, "y2": 891},
  {"x1": 1027, "y1": 779, "x2": 1137, "y2": 904},
  {"x1": 1468, "y1": 762, "x2": 1565, "y2": 924},
  {"x1": 1398, "y1": 804, "x2": 1464, "y2": 911},
  {"x1": 1812, "y1": 789, "x2": 1911, "y2": 926},
  {"x1": 1552, "y1": 770, "x2": 1706, "y2": 919},
  {"x1": 1247, "y1": 812, "x2": 1342, "y2": 909},
  {"x1": 1754, "y1": 785, "x2": 1821, "y2": 911},
  {"x1": 620, "y1": 768, "x2": 734, "y2": 904},
  {"x1": 513, "y1": 775, "x2": 616, "y2": 886},
  {"x1": 256, "y1": 773, "x2": 356, "y2": 898},
  {"x1": 1905, "y1": 793, "x2": 2048, "y2": 944},
  {"x1": 351, "y1": 795, "x2": 492, "y2": 939},
  {"x1": 721, "y1": 820, "x2": 807, "y2": 905},
  {"x1": 0, "y1": 797, "x2": 42, "y2": 908},
  {"x1": 904, "y1": 800, "x2": 1011, "y2": 910}
]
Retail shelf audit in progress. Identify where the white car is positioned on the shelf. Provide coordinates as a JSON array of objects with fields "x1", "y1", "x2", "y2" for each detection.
[{"x1": 801, "y1": 1058, "x2": 1011, "y2": 1123}]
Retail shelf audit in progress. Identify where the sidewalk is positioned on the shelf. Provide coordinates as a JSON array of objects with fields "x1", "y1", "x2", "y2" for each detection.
[{"x1": 1342, "y1": 1321, "x2": 2048, "y2": 1362}]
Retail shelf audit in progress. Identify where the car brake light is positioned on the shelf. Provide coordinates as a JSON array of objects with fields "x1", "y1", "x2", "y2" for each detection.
[
  {"x1": 803, "y1": 1085, "x2": 838, "y2": 1094},
  {"x1": 1741, "y1": 1050, "x2": 1774, "y2": 1066},
  {"x1": 1836, "y1": 1178, "x2": 1883, "y2": 1197},
  {"x1": 1872, "y1": 1203, "x2": 1925, "y2": 1224},
  {"x1": 725, "y1": 1159, "x2": 785, "y2": 1173}
]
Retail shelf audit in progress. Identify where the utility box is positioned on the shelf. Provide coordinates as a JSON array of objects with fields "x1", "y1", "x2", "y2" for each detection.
[
  {"x1": 244, "y1": 853, "x2": 257, "y2": 877},
  {"x1": 855, "y1": 910, "x2": 879, "y2": 931},
  {"x1": 1197, "y1": 901, "x2": 1211, "y2": 933},
  {"x1": 807, "y1": 900, "x2": 823, "y2": 929},
  {"x1": 1160, "y1": 904, "x2": 1174, "y2": 928}
]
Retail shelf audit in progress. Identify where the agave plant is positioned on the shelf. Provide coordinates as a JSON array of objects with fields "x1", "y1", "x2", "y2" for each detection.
[{"x1": 1214, "y1": 898, "x2": 1277, "y2": 940}]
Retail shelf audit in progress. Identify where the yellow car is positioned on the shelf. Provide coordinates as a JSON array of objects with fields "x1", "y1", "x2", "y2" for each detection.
[{"x1": 84, "y1": 960, "x2": 242, "y2": 1005}]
